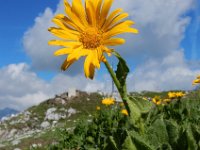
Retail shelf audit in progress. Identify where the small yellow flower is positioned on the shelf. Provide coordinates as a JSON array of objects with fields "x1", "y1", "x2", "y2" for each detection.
[
  {"x1": 168, "y1": 92, "x2": 176, "y2": 99},
  {"x1": 152, "y1": 96, "x2": 161, "y2": 104},
  {"x1": 193, "y1": 75, "x2": 200, "y2": 85},
  {"x1": 48, "y1": 0, "x2": 138, "y2": 79},
  {"x1": 121, "y1": 109, "x2": 128, "y2": 116},
  {"x1": 102, "y1": 98, "x2": 115, "y2": 106},
  {"x1": 96, "y1": 106, "x2": 101, "y2": 110},
  {"x1": 176, "y1": 92, "x2": 185, "y2": 98}
]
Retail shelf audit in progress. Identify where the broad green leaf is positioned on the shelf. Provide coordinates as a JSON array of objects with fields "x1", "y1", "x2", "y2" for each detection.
[
  {"x1": 113, "y1": 51, "x2": 129, "y2": 88},
  {"x1": 122, "y1": 135, "x2": 137, "y2": 150}
]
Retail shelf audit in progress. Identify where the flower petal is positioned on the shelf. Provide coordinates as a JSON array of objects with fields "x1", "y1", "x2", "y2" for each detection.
[
  {"x1": 54, "y1": 48, "x2": 73, "y2": 56},
  {"x1": 64, "y1": 0, "x2": 85, "y2": 30},
  {"x1": 48, "y1": 40, "x2": 81, "y2": 48},
  {"x1": 103, "y1": 38, "x2": 125, "y2": 46},
  {"x1": 103, "y1": 13, "x2": 129, "y2": 31},
  {"x1": 99, "y1": 0, "x2": 113, "y2": 27},
  {"x1": 48, "y1": 27, "x2": 79, "y2": 40},
  {"x1": 84, "y1": 53, "x2": 95, "y2": 79},
  {"x1": 71, "y1": 0, "x2": 88, "y2": 26}
]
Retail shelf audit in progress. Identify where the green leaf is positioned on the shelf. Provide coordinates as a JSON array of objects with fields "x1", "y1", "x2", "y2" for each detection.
[
  {"x1": 104, "y1": 136, "x2": 119, "y2": 150},
  {"x1": 126, "y1": 96, "x2": 153, "y2": 127},
  {"x1": 122, "y1": 135, "x2": 137, "y2": 150},
  {"x1": 146, "y1": 118, "x2": 169, "y2": 148},
  {"x1": 186, "y1": 125, "x2": 198, "y2": 150},
  {"x1": 113, "y1": 51, "x2": 129, "y2": 88}
]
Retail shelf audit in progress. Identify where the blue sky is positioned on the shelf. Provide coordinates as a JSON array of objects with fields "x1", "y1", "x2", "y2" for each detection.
[{"x1": 0, "y1": 0, "x2": 200, "y2": 110}]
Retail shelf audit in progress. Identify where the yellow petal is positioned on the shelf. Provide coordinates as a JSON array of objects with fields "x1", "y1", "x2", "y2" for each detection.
[
  {"x1": 64, "y1": 0, "x2": 85, "y2": 30},
  {"x1": 92, "y1": 50, "x2": 101, "y2": 69},
  {"x1": 52, "y1": 18, "x2": 79, "y2": 35},
  {"x1": 103, "y1": 13, "x2": 129, "y2": 31},
  {"x1": 71, "y1": 0, "x2": 88, "y2": 26},
  {"x1": 96, "y1": 0, "x2": 103, "y2": 24},
  {"x1": 48, "y1": 40, "x2": 81, "y2": 48},
  {"x1": 99, "y1": 0, "x2": 114, "y2": 27},
  {"x1": 103, "y1": 21, "x2": 138, "y2": 39},
  {"x1": 48, "y1": 27, "x2": 79, "y2": 40},
  {"x1": 84, "y1": 53, "x2": 95, "y2": 79},
  {"x1": 54, "y1": 14, "x2": 81, "y2": 31},
  {"x1": 54, "y1": 48, "x2": 73, "y2": 56},
  {"x1": 67, "y1": 47, "x2": 89, "y2": 62},
  {"x1": 85, "y1": 0, "x2": 96, "y2": 26},
  {"x1": 61, "y1": 57, "x2": 76, "y2": 71},
  {"x1": 103, "y1": 38, "x2": 125, "y2": 46}
]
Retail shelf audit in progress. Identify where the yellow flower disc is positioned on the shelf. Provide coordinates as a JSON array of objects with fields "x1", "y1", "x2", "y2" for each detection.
[{"x1": 48, "y1": 0, "x2": 138, "y2": 79}]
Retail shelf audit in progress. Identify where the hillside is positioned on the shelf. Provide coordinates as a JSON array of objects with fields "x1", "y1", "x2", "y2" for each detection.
[
  {"x1": 0, "y1": 90, "x2": 103, "y2": 150},
  {"x1": 0, "y1": 89, "x2": 199, "y2": 149}
]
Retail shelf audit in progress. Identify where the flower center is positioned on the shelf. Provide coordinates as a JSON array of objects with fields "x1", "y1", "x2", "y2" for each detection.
[{"x1": 79, "y1": 27, "x2": 102, "y2": 49}]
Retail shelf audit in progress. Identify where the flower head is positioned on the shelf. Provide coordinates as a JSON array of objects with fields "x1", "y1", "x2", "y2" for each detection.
[
  {"x1": 168, "y1": 91, "x2": 185, "y2": 99},
  {"x1": 152, "y1": 96, "x2": 161, "y2": 105},
  {"x1": 48, "y1": 0, "x2": 138, "y2": 79},
  {"x1": 168, "y1": 92, "x2": 177, "y2": 99},
  {"x1": 193, "y1": 75, "x2": 200, "y2": 85},
  {"x1": 102, "y1": 97, "x2": 115, "y2": 106},
  {"x1": 175, "y1": 92, "x2": 185, "y2": 98},
  {"x1": 121, "y1": 109, "x2": 128, "y2": 116}
]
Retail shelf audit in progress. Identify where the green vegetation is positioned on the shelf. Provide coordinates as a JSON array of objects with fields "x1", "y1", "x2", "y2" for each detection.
[{"x1": 46, "y1": 89, "x2": 200, "y2": 150}]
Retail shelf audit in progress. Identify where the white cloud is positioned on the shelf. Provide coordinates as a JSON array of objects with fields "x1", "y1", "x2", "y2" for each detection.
[
  {"x1": 127, "y1": 50, "x2": 200, "y2": 91},
  {"x1": 0, "y1": 63, "x2": 106, "y2": 110}
]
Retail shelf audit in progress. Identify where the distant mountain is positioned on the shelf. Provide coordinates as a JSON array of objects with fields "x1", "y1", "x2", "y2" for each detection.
[{"x1": 0, "y1": 107, "x2": 19, "y2": 119}]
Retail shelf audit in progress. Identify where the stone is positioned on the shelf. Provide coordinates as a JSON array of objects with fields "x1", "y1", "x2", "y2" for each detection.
[
  {"x1": 12, "y1": 139, "x2": 21, "y2": 145},
  {"x1": 67, "y1": 108, "x2": 76, "y2": 117},
  {"x1": 40, "y1": 121, "x2": 50, "y2": 129},
  {"x1": 14, "y1": 148, "x2": 21, "y2": 150}
]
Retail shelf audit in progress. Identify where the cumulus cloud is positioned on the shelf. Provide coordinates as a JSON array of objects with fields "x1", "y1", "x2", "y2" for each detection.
[
  {"x1": 127, "y1": 50, "x2": 200, "y2": 91},
  {"x1": 0, "y1": 63, "x2": 107, "y2": 110}
]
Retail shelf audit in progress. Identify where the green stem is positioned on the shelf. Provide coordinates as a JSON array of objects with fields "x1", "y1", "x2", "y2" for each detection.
[{"x1": 104, "y1": 61, "x2": 130, "y2": 114}]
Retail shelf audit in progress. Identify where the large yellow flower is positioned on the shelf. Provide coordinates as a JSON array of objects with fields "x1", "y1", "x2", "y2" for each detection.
[{"x1": 48, "y1": 0, "x2": 138, "y2": 79}]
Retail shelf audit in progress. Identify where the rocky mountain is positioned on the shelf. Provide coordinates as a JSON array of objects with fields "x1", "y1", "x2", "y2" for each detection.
[
  {"x1": 0, "y1": 90, "x2": 103, "y2": 150},
  {"x1": 0, "y1": 108, "x2": 19, "y2": 120}
]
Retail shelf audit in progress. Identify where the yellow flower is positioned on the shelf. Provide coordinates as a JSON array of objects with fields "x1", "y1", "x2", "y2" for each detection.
[
  {"x1": 96, "y1": 106, "x2": 101, "y2": 110},
  {"x1": 175, "y1": 92, "x2": 185, "y2": 98},
  {"x1": 168, "y1": 92, "x2": 176, "y2": 99},
  {"x1": 152, "y1": 96, "x2": 161, "y2": 104},
  {"x1": 102, "y1": 98, "x2": 115, "y2": 106},
  {"x1": 193, "y1": 75, "x2": 200, "y2": 85},
  {"x1": 121, "y1": 109, "x2": 128, "y2": 116},
  {"x1": 48, "y1": 0, "x2": 138, "y2": 79},
  {"x1": 168, "y1": 91, "x2": 185, "y2": 99}
]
